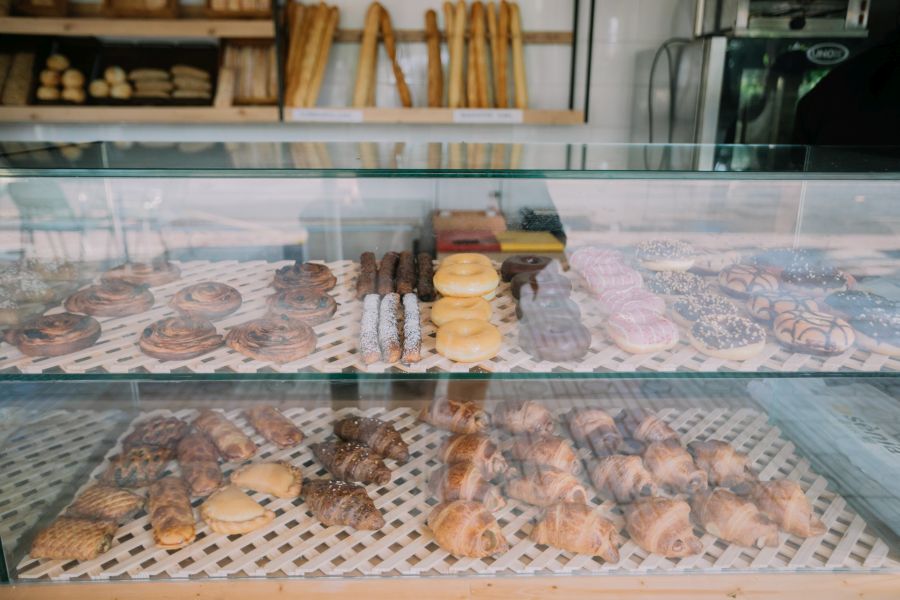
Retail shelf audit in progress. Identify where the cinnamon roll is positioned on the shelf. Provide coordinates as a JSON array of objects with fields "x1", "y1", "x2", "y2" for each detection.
[
  {"x1": 266, "y1": 288, "x2": 336, "y2": 325},
  {"x1": 171, "y1": 282, "x2": 242, "y2": 321},
  {"x1": 65, "y1": 281, "x2": 154, "y2": 317},
  {"x1": 9, "y1": 312, "x2": 101, "y2": 356},
  {"x1": 139, "y1": 316, "x2": 224, "y2": 361},
  {"x1": 226, "y1": 317, "x2": 317, "y2": 363},
  {"x1": 102, "y1": 261, "x2": 181, "y2": 287},
  {"x1": 272, "y1": 261, "x2": 336, "y2": 292}
]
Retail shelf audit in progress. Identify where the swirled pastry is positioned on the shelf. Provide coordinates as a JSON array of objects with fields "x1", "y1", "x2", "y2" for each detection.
[
  {"x1": 139, "y1": 316, "x2": 224, "y2": 361},
  {"x1": 9, "y1": 312, "x2": 101, "y2": 357},
  {"x1": 225, "y1": 317, "x2": 317, "y2": 363},
  {"x1": 102, "y1": 260, "x2": 181, "y2": 287},
  {"x1": 171, "y1": 282, "x2": 242, "y2": 320},
  {"x1": 266, "y1": 288, "x2": 336, "y2": 325},
  {"x1": 273, "y1": 261, "x2": 336, "y2": 292},
  {"x1": 65, "y1": 280, "x2": 154, "y2": 317}
]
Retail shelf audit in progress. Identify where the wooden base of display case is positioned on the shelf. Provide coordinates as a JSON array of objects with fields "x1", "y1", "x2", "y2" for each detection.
[
  {"x1": 0, "y1": 16, "x2": 274, "y2": 38},
  {"x1": 286, "y1": 107, "x2": 585, "y2": 125},
  {"x1": 0, "y1": 106, "x2": 279, "y2": 123}
]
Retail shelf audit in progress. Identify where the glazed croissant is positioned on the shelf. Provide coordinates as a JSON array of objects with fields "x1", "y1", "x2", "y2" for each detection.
[
  {"x1": 749, "y1": 479, "x2": 826, "y2": 538},
  {"x1": 691, "y1": 488, "x2": 779, "y2": 548},
  {"x1": 506, "y1": 466, "x2": 589, "y2": 507},
  {"x1": 643, "y1": 439, "x2": 708, "y2": 494},
  {"x1": 334, "y1": 415, "x2": 410, "y2": 463},
  {"x1": 509, "y1": 435, "x2": 581, "y2": 475},
  {"x1": 427, "y1": 500, "x2": 509, "y2": 558},
  {"x1": 310, "y1": 440, "x2": 392, "y2": 486},
  {"x1": 616, "y1": 409, "x2": 679, "y2": 444},
  {"x1": 304, "y1": 479, "x2": 385, "y2": 530},
  {"x1": 438, "y1": 433, "x2": 508, "y2": 481},
  {"x1": 688, "y1": 440, "x2": 756, "y2": 493},
  {"x1": 420, "y1": 398, "x2": 490, "y2": 434},
  {"x1": 531, "y1": 502, "x2": 622, "y2": 562},
  {"x1": 494, "y1": 399, "x2": 554, "y2": 435},
  {"x1": 624, "y1": 497, "x2": 703, "y2": 557},
  {"x1": 194, "y1": 409, "x2": 256, "y2": 462},
  {"x1": 590, "y1": 455, "x2": 657, "y2": 503},
  {"x1": 566, "y1": 408, "x2": 624, "y2": 457},
  {"x1": 429, "y1": 462, "x2": 506, "y2": 511}
]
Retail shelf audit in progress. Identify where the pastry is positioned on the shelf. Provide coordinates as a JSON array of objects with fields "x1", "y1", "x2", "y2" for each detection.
[
  {"x1": 272, "y1": 261, "x2": 336, "y2": 292},
  {"x1": 359, "y1": 294, "x2": 381, "y2": 364},
  {"x1": 61, "y1": 69, "x2": 84, "y2": 88},
  {"x1": 30, "y1": 517, "x2": 118, "y2": 561},
  {"x1": 606, "y1": 309, "x2": 679, "y2": 354},
  {"x1": 823, "y1": 290, "x2": 896, "y2": 320},
  {"x1": 429, "y1": 462, "x2": 506, "y2": 511},
  {"x1": 102, "y1": 261, "x2": 181, "y2": 287},
  {"x1": 171, "y1": 282, "x2": 242, "y2": 321},
  {"x1": 435, "y1": 319, "x2": 502, "y2": 362},
  {"x1": 580, "y1": 264, "x2": 643, "y2": 294},
  {"x1": 531, "y1": 502, "x2": 622, "y2": 561},
  {"x1": 356, "y1": 251, "x2": 377, "y2": 299},
  {"x1": 67, "y1": 485, "x2": 144, "y2": 521},
  {"x1": 20, "y1": 258, "x2": 79, "y2": 283},
  {"x1": 9, "y1": 312, "x2": 101, "y2": 357},
  {"x1": 176, "y1": 432, "x2": 222, "y2": 497},
  {"x1": 747, "y1": 292, "x2": 818, "y2": 323},
  {"x1": 420, "y1": 398, "x2": 490, "y2": 434},
  {"x1": 647, "y1": 271, "x2": 709, "y2": 297},
  {"x1": 104, "y1": 66, "x2": 126, "y2": 84},
  {"x1": 434, "y1": 263, "x2": 499, "y2": 299},
  {"x1": 440, "y1": 253, "x2": 493, "y2": 269},
  {"x1": 123, "y1": 416, "x2": 190, "y2": 451},
  {"x1": 500, "y1": 255, "x2": 555, "y2": 282},
  {"x1": 438, "y1": 433, "x2": 508, "y2": 480},
  {"x1": 509, "y1": 434, "x2": 581, "y2": 474},
  {"x1": 566, "y1": 408, "x2": 624, "y2": 457},
  {"x1": 140, "y1": 316, "x2": 224, "y2": 361},
  {"x1": 511, "y1": 271, "x2": 572, "y2": 301},
  {"x1": 37, "y1": 86, "x2": 60, "y2": 101},
  {"x1": 689, "y1": 314, "x2": 767, "y2": 360},
  {"x1": 516, "y1": 295, "x2": 581, "y2": 322},
  {"x1": 427, "y1": 500, "x2": 508, "y2": 558},
  {"x1": 567, "y1": 247, "x2": 624, "y2": 273},
  {"x1": 643, "y1": 439, "x2": 708, "y2": 494},
  {"x1": 303, "y1": 479, "x2": 385, "y2": 530},
  {"x1": 149, "y1": 476, "x2": 196, "y2": 549},
  {"x1": 782, "y1": 264, "x2": 851, "y2": 296},
  {"x1": 226, "y1": 317, "x2": 317, "y2": 363},
  {"x1": 244, "y1": 405, "x2": 303, "y2": 448},
  {"x1": 635, "y1": 240, "x2": 694, "y2": 271},
  {"x1": 231, "y1": 462, "x2": 302, "y2": 499},
  {"x1": 266, "y1": 288, "x2": 336, "y2": 325},
  {"x1": 749, "y1": 479, "x2": 826, "y2": 537},
  {"x1": 65, "y1": 280, "x2": 154, "y2": 317},
  {"x1": 506, "y1": 466, "x2": 588, "y2": 507},
  {"x1": 773, "y1": 310, "x2": 855, "y2": 355},
  {"x1": 110, "y1": 82, "x2": 133, "y2": 99},
  {"x1": 688, "y1": 440, "x2": 756, "y2": 493},
  {"x1": 616, "y1": 409, "x2": 679, "y2": 444},
  {"x1": 396, "y1": 251, "x2": 416, "y2": 295},
  {"x1": 310, "y1": 440, "x2": 391, "y2": 485},
  {"x1": 518, "y1": 315, "x2": 591, "y2": 362},
  {"x1": 750, "y1": 248, "x2": 822, "y2": 274},
  {"x1": 129, "y1": 68, "x2": 168, "y2": 81},
  {"x1": 494, "y1": 399, "x2": 554, "y2": 435},
  {"x1": 416, "y1": 252, "x2": 436, "y2": 301},
  {"x1": 691, "y1": 488, "x2": 779, "y2": 548},
  {"x1": 590, "y1": 455, "x2": 657, "y2": 503},
  {"x1": 194, "y1": 409, "x2": 257, "y2": 462},
  {"x1": 624, "y1": 497, "x2": 703, "y2": 557},
  {"x1": 402, "y1": 293, "x2": 422, "y2": 364},
  {"x1": 334, "y1": 415, "x2": 409, "y2": 463},
  {"x1": 431, "y1": 296, "x2": 492, "y2": 326},
  {"x1": 376, "y1": 252, "x2": 399, "y2": 296},
  {"x1": 100, "y1": 445, "x2": 171, "y2": 488},
  {"x1": 671, "y1": 293, "x2": 737, "y2": 326},
  {"x1": 172, "y1": 65, "x2": 210, "y2": 79},
  {"x1": 379, "y1": 293, "x2": 401, "y2": 363},
  {"x1": 595, "y1": 287, "x2": 665, "y2": 316},
  {"x1": 200, "y1": 485, "x2": 275, "y2": 535},
  {"x1": 718, "y1": 264, "x2": 779, "y2": 298},
  {"x1": 852, "y1": 313, "x2": 900, "y2": 357}
]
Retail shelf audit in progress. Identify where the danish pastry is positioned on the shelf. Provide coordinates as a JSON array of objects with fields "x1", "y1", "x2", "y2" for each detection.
[{"x1": 140, "y1": 316, "x2": 224, "y2": 361}]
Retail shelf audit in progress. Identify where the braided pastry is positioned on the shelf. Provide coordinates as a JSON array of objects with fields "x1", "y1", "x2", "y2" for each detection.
[
  {"x1": 226, "y1": 317, "x2": 316, "y2": 363},
  {"x1": 139, "y1": 316, "x2": 224, "y2": 361},
  {"x1": 65, "y1": 281, "x2": 154, "y2": 317},
  {"x1": 170, "y1": 282, "x2": 242, "y2": 321}
]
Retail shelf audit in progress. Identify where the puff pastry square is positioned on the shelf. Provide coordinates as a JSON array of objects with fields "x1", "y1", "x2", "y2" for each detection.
[
  {"x1": 67, "y1": 485, "x2": 145, "y2": 521},
  {"x1": 231, "y1": 462, "x2": 302, "y2": 499},
  {"x1": 30, "y1": 517, "x2": 119, "y2": 561},
  {"x1": 200, "y1": 485, "x2": 275, "y2": 535}
]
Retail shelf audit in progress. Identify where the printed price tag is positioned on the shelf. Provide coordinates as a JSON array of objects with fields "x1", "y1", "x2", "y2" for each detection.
[
  {"x1": 290, "y1": 109, "x2": 364, "y2": 123},
  {"x1": 452, "y1": 109, "x2": 524, "y2": 124}
]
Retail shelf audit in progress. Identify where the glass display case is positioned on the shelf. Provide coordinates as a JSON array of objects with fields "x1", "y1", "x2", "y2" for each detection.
[{"x1": 0, "y1": 142, "x2": 897, "y2": 599}]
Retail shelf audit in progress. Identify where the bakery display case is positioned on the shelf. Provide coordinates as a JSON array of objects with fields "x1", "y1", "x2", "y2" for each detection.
[{"x1": 0, "y1": 142, "x2": 898, "y2": 599}]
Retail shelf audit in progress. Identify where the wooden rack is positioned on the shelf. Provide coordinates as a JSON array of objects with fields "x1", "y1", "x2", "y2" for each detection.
[{"x1": 0, "y1": 16, "x2": 275, "y2": 38}]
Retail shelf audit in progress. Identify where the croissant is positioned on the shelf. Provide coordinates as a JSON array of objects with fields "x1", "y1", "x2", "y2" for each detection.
[
  {"x1": 624, "y1": 497, "x2": 703, "y2": 557},
  {"x1": 691, "y1": 488, "x2": 779, "y2": 548},
  {"x1": 509, "y1": 435, "x2": 581, "y2": 475},
  {"x1": 244, "y1": 406, "x2": 303, "y2": 448},
  {"x1": 566, "y1": 408, "x2": 624, "y2": 457},
  {"x1": 688, "y1": 440, "x2": 756, "y2": 493},
  {"x1": 194, "y1": 409, "x2": 256, "y2": 462},
  {"x1": 531, "y1": 502, "x2": 622, "y2": 561},
  {"x1": 429, "y1": 462, "x2": 506, "y2": 511},
  {"x1": 616, "y1": 409, "x2": 679, "y2": 444},
  {"x1": 438, "y1": 433, "x2": 508, "y2": 480},
  {"x1": 427, "y1": 500, "x2": 509, "y2": 558},
  {"x1": 494, "y1": 399, "x2": 554, "y2": 435},
  {"x1": 176, "y1": 431, "x2": 222, "y2": 497},
  {"x1": 419, "y1": 398, "x2": 489, "y2": 434},
  {"x1": 643, "y1": 439, "x2": 708, "y2": 494},
  {"x1": 749, "y1": 479, "x2": 826, "y2": 538},
  {"x1": 334, "y1": 415, "x2": 409, "y2": 463},
  {"x1": 506, "y1": 466, "x2": 589, "y2": 507},
  {"x1": 590, "y1": 455, "x2": 657, "y2": 503},
  {"x1": 310, "y1": 440, "x2": 391, "y2": 486},
  {"x1": 304, "y1": 479, "x2": 385, "y2": 530}
]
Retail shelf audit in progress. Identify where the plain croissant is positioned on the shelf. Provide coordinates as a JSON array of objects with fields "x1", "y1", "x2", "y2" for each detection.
[
  {"x1": 616, "y1": 409, "x2": 679, "y2": 444},
  {"x1": 531, "y1": 502, "x2": 622, "y2": 562},
  {"x1": 691, "y1": 488, "x2": 779, "y2": 548},
  {"x1": 429, "y1": 462, "x2": 506, "y2": 511},
  {"x1": 566, "y1": 408, "x2": 624, "y2": 457},
  {"x1": 310, "y1": 440, "x2": 391, "y2": 486},
  {"x1": 494, "y1": 399, "x2": 554, "y2": 435},
  {"x1": 438, "y1": 433, "x2": 508, "y2": 480},
  {"x1": 624, "y1": 497, "x2": 703, "y2": 557},
  {"x1": 688, "y1": 440, "x2": 756, "y2": 493},
  {"x1": 427, "y1": 500, "x2": 509, "y2": 558},
  {"x1": 334, "y1": 415, "x2": 410, "y2": 463},
  {"x1": 590, "y1": 455, "x2": 657, "y2": 503},
  {"x1": 643, "y1": 439, "x2": 708, "y2": 494},
  {"x1": 420, "y1": 398, "x2": 490, "y2": 434},
  {"x1": 509, "y1": 434, "x2": 581, "y2": 474},
  {"x1": 749, "y1": 479, "x2": 827, "y2": 538},
  {"x1": 506, "y1": 466, "x2": 589, "y2": 507}
]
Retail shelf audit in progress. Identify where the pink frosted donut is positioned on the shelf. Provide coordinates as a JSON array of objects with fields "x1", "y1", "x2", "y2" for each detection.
[
  {"x1": 582, "y1": 265, "x2": 643, "y2": 293},
  {"x1": 568, "y1": 247, "x2": 624, "y2": 273},
  {"x1": 607, "y1": 309, "x2": 679, "y2": 354},
  {"x1": 596, "y1": 287, "x2": 666, "y2": 315}
]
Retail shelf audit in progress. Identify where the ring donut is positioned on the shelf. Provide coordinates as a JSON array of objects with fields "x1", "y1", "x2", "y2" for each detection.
[
  {"x1": 434, "y1": 263, "x2": 499, "y2": 298},
  {"x1": 518, "y1": 316, "x2": 591, "y2": 361},
  {"x1": 436, "y1": 319, "x2": 502, "y2": 362},
  {"x1": 431, "y1": 296, "x2": 492, "y2": 326},
  {"x1": 440, "y1": 253, "x2": 494, "y2": 269},
  {"x1": 688, "y1": 314, "x2": 766, "y2": 360}
]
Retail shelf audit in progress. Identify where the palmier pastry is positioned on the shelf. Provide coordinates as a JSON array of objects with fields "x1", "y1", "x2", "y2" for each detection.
[
  {"x1": 267, "y1": 289, "x2": 336, "y2": 328},
  {"x1": 516, "y1": 295, "x2": 581, "y2": 322},
  {"x1": 500, "y1": 255, "x2": 555, "y2": 282},
  {"x1": 689, "y1": 314, "x2": 766, "y2": 361},
  {"x1": 624, "y1": 497, "x2": 703, "y2": 557},
  {"x1": 123, "y1": 416, "x2": 190, "y2": 451},
  {"x1": 200, "y1": 485, "x2": 275, "y2": 535},
  {"x1": 616, "y1": 409, "x2": 679, "y2": 444},
  {"x1": 747, "y1": 292, "x2": 818, "y2": 323},
  {"x1": 139, "y1": 316, "x2": 224, "y2": 361},
  {"x1": 65, "y1": 280, "x2": 154, "y2": 317},
  {"x1": 635, "y1": 240, "x2": 694, "y2": 271},
  {"x1": 671, "y1": 293, "x2": 737, "y2": 327},
  {"x1": 646, "y1": 271, "x2": 709, "y2": 297},
  {"x1": 511, "y1": 271, "x2": 572, "y2": 301},
  {"x1": 9, "y1": 312, "x2": 101, "y2": 357},
  {"x1": 691, "y1": 488, "x2": 779, "y2": 548},
  {"x1": 30, "y1": 517, "x2": 118, "y2": 561},
  {"x1": 102, "y1": 260, "x2": 181, "y2": 287},
  {"x1": 176, "y1": 432, "x2": 222, "y2": 497},
  {"x1": 427, "y1": 500, "x2": 508, "y2": 558},
  {"x1": 171, "y1": 282, "x2": 242, "y2": 321},
  {"x1": 590, "y1": 454, "x2": 657, "y2": 503},
  {"x1": 509, "y1": 434, "x2": 581, "y2": 474},
  {"x1": 310, "y1": 440, "x2": 391, "y2": 485},
  {"x1": 642, "y1": 439, "x2": 708, "y2": 494},
  {"x1": 333, "y1": 415, "x2": 409, "y2": 463},
  {"x1": 226, "y1": 317, "x2": 316, "y2": 363},
  {"x1": 273, "y1": 261, "x2": 336, "y2": 292},
  {"x1": 782, "y1": 264, "x2": 851, "y2": 296},
  {"x1": 244, "y1": 405, "x2": 303, "y2": 448},
  {"x1": 519, "y1": 315, "x2": 591, "y2": 362},
  {"x1": 438, "y1": 433, "x2": 508, "y2": 480},
  {"x1": 852, "y1": 313, "x2": 900, "y2": 357},
  {"x1": 773, "y1": 310, "x2": 855, "y2": 355},
  {"x1": 749, "y1": 479, "x2": 826, "y2": 538},
  {"x1": 67, "y1": 485, "x2": 144, "y2": 521},
  {"x1": 194, "y1": 409, "x2": 256, "y2": 462},
  {"x1": 506, "y1": 465, "x2": 589, "y2": 507},
  {"x1": 531, "y1": 502, "x2": 622, "y2": 561},
  {"x1": 718, "y1": 264, "x2": 779, "y2": 298},
  {"x1": 148, "y1": 476, "x2": 196, "y2": 549},
  {"x1": 494, "y1": 399, "x2": 555, "y2": 435},
  {"x1": 420, "y1": 398, "x2": 490, "y2": 434},
  {"x1": 823, "y1": 290, "x2": 896, "y2": 320},
  {"x1": 100, "y1": 445, "x2": 171, "y2": 488},
  {"x1": 231, "y1": 462, "x2": 302, "y2": 499},
  {"x1": 304, "y1": 479, "x2": 384, "y2": 530},
  {"x1": 429, "y1": 462, "x2": 506, "y2": 511}
]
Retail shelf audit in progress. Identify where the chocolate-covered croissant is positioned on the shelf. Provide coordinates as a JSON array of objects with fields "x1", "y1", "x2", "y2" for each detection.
[
  {"x1": 531, "y1": 502, "x2": 622, "y2": 562},
  {"x1": 590, "y1": 455, "x2": 657, "y2": 503},
  {"x1": 304, "y1": 479, "x2": 385, "y2": 530},
  {"x1": 494, "y1": 399, "x2": 554, "y2": 435},
  {"x1": 419, "y1": 398, "x2": 489, "y2": 434},
  {"x1": 438, "y1": 433, "x2": 508, "y2": 481},
  {"x1": 691, "y1": 488, "x2": 779, "y2": 548},
  {"x1": 509, "y1": 435, "x2": 581, "y2": 474},
  {"x1": 688, "y1": 440, "x2": 756, "y2": 493},
  {"x1": 427, "y1": 500, "x2": 508, "y2": 558},
  {"x1": 506, "y1": 466, "x2": 589, "y2": 507},
  {"x1": 566, "y1": 408, "x2": 624, "y2": 457},
  {"x1": 334, "y1": 415, "x2": 409, "y2": 463},
  {"x1": 624, "y1": 497, "x2": 703, "y2": 557},
  {"x1": 310, "y1": 440, "x2": 391, "y2": 486},
  {"x1": 429, "y1": 462, "x2": 505, "y2": 511},
  {"x1": 749, "y1": 479, "x2": 826, "y2": 538},
  {"x1": 616, "y1": 409, "x2": 679, "y2": 444},
  {"x1": 643, "y1": 439, "x2": 707, "y2": 494}
]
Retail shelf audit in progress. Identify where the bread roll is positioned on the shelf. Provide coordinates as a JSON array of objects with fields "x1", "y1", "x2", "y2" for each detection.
[
  {"x1": 37, "y1": 86, "x2": 60, "y2": 101},
  {"x1": 39, "y1": 69, "x2": 60, "y2": 87},
  {"x1": 62, "y1": 87, "x2": 86, "y2": 104},
  {"x1": 110, "y1": 82, "x2": 133, "y2": 99},
  {"x1": 46, "y1": 54, "x2": 69, "y2": 71},
  {"x1": 61, "y1": 69, "x2": 85, "y2": 88},
  {"x1": 104, "y1": 66, "x2": 126, "y2": 84},
  {"x1": 89, "y1": 80, "x2": 110, "y2": 98}
]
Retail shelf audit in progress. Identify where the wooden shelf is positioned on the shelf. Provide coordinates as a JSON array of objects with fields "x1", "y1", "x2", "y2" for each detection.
[
  {"x1": 0, "y1": 105, "x2": 279, "y2": 123},
  {"x1": 333, "y1": 28, "x2": 572, "y2": 44},
  {"x1": 0, "y1": 16, "x2": 274, "y2": 38},
  {"x1": 286, "y1": 107, "x2": 584, "y2": 125}
]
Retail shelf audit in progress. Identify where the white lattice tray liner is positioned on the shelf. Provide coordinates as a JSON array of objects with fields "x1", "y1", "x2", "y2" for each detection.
[
  {"x1": 16, "y1": 403, "x2": 898, "y2": 581},
  {"x1": 0, "y1": 259, "x2": 896, "y2": 375}
]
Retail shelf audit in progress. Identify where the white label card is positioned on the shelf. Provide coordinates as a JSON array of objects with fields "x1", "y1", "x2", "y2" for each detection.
[
  {"x1": 452, "y1": 109, "x2": 524, "y2": 124},
  {"x1": 290, "y1": 109, "x2": 364, "y2": 123}
]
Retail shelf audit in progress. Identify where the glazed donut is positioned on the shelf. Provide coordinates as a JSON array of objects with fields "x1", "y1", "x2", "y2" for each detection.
[
  {"x1": 595, "y1": 287, "x2": 665, "y2": 316},
  {"x1": 226, "y1": 317, "x2": 317, "y2": 363},
  {"x1": 718, "y1": 264, "x2": 779, "y2": 298},
  {"x1": 65, "y1": 281, "x2": 154, "y2": 317},
  {"x1": 782, "y1": 264, "x2": 852, "y2": 296},
  {"x1": 171, "y1": 282, "x2": 242, "y2": 321},
  {"x1": 852, "y1": 313, "x2": 900, "y2": 357},
  {"x1": 139, "y1": 316, "x2": 224, "y2": 361},
  {"x1": 510, "y1": 271, "x2": 572, "y2": 301},
  {"x1": 606, "y1": 309, "x2": 679, "y2": 354},
  {"x1": 688, "y1": 314, "x2": 766, "y2": 361},
  {"x1": 635, "y1": 240, "x2": 694, "y2": 272},
  {"x1": 773, "y1": 310, "x2": 855, "y2": 355},
  {"x1": 10, "y1": 312, "x2": 101, "y2": 357},
  {"x1": 568, "y1": 247, "x2": 624, "y2": 273},
  {"x1": 440, "y1": 253, "x2": 494, "y2": 269},
  {"x1": 518, "y1": 316, "x2": 591, "y2": 361},
  {"x1": 581, "y1": 264, "x2": 643, "y2": 293},
  {"x1": 436, "y1": 319, "x2": 502, "y2": 362},
  {"x1": 747, "y1": 292, "x2": 818, "y2": 323},
  {"x1": 823, "y1": 290, "x2": 896, "y2": 321},
  {"x1": 273, "y1": 261, "x2": 336, "y2": 292},
  {"x1": 431, "y1": 296, "x2": 492, "y2": 326},
  {"x1": 266, "y1": 288, "x2": 336, "y2": 325},
  {"x1": 434, "y1": 263, "x2": 499, "y2": 298},
  {"x1": 102, "y1": 261, "x2": 181, "y2": 287},
  {"x1": 500, "y1": 255, "x2": 556, "y2": 282},
  {"x1": 647, "y1": 271, "x2": 709, "y2": 297},
  {"x1": 671, "y1": 294, "x2": 737, "y2": 327},
  {"x1": 516, "y1": 295, "x2": 581, "y2": 321}
]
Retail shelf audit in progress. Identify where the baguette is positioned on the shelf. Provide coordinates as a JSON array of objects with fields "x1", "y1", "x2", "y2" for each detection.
[
  {"x1": 171, "y1": 65, "x2": 210, "y2": 80},
  {"x1": 509, "y1": 2, "x2": 527, "y2": 108},
  {"x1": 173, "y1": 76, "x2": 211, "y2": 92},
  {"x1": 472, "y1": 2, "x2": 488, "y2": 108},
  {"x1": 352, "y1": 2, "x2": 381, "y2": 107},
  {"x1": 380, "y1": 5, "x2": 412, "y2": 107},
  {"x1": 496, "y1": 0, "x2": 509, "y2": 108},
  {"x1": 443, "y1": 1, "x2": 455, "y2": 106},
  {"x1": 448, "y1": 0, "x2": 466, "y2": 108},
  {"x1": 295, "y1": 2, "x2": 328, "y2": 107},
  {"x1": 486, "y1": 2, "x2": 500, "y2": 107},
  {"x1": 305, "y1": 5, "x2": 338, "y2": 107},
  {"x1": 425, "y1": 10, "x2": 443, "y2": 107},
  {"x1": 466, "y1": 3, "x2": 477, "y2": 108}
]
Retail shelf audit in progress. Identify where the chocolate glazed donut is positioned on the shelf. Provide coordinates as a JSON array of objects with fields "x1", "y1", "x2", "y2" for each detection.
[
  {"x1": 519, "y1": 315, "x2": 591, "y2": 361},
  {"x1": 500, "y1": 255, "x2": 555, "y2": 282},
  {"x1": 171, "y1": 282, "x2": 242, "y2": 321},
  {"x1": 139, "y1": 316, "x2": 224, "y2": 361},
  {"x1": 273, "y1": 262, "x2": 336, "y2": 292},
  {"x1": 511, "y1": 271, "x2": 572, "y2": 301},
  {"x1": 10, "y1": 312, "x2": 101, "y2": 357},
  {"x1": 102, "y1": 261, "x2": 181, "y2": 287},
  {"x1": 226, "y1": 317, "x2": 317, "y2": 363},
  {"x1": 65, "y1": 281, "x2": 154, "y2": 317},
  {"x1": 266, "y1": 288, "x2": 337, "y2": 325}
]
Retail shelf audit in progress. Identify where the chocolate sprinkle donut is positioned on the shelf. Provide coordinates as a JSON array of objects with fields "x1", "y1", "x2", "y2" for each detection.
[
  {"x1": 139, "y1": 316, "x2": 224, "y2": 361},
  {"x1": 266, "y1": 288, "x2": 337, "y2": 325},
  {"x1": 273, "y1": 261, "x2": 336, "y2": 292},
  {"x1": 500, "y1": 255, "x2": 555, "y2": 282},
  {"x1": 10, "y1": 312, "x2": 101, "y2": 357},
  {"x1": 519, "y1": 315, "x2": 591, "y2": 361},
  {"x1": 773, "y1": 310, "x2": 855, "y2": 355},
  {"x1": 691, "y1": 314, "x2": 765, "y2": 350},
  {"x1": 65, "y1": 280, "x2": 154, "y2": 317},
  {"x1": 782, "y1": 264, "x2": 850, "y2": 294},
  {"x1": 672, "y1": 294, "x2": 737, "y2": 323},
  {"x1": 171, "y1": 282, "x2": 242, "y2": 321},
  {"x1": 824, "y1": 290, "x2": 897, "y2": 320},
  {"x1": 852, "y1": 313, "x2": 900, "y2": 356},
  {"x1": 647, "y1": 271, "x2": 709, "y2": 296}
]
